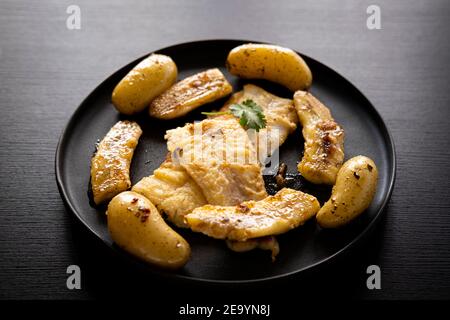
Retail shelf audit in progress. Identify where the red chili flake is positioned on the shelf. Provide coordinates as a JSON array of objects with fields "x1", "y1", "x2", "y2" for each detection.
[{"x1": 131, "y1": 198, "x2": 138, "y2": 204}]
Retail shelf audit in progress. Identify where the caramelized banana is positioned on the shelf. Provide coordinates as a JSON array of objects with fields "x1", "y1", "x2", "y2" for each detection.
[
  {"x1": 149, "y1": 68, "x2": 232, "y2": 120},
  {"x1": 90, "y1": 121, "x2": 142, "y2": 204},
  {"x1": 294, "y1": 91, "x2": 344, "y2": 184}
]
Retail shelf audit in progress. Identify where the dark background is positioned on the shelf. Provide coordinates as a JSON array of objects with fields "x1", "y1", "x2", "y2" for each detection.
[{"x1": 1, "y1": 0, "x2": 449, "y2": 301}]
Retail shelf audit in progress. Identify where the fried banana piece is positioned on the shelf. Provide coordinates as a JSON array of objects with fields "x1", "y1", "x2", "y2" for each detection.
[
  {"x1": 185, "y1": 188, "x2": 320, "y2": 241},
  {"x1": 294, "y1": 91, "x2": 344, "y2": 185},
  {"x1": 90, "y1": 121, "x2": 142, "y2": 205},
  {"x1": 226, "y1": 236, "x2": 280, "y2": 262},
  {"x1": 149, "y1": 68, "x2": 232, "y2": 120},
  {"x1": 132, "y1": 155, "x2": 207, "y2": 228}
]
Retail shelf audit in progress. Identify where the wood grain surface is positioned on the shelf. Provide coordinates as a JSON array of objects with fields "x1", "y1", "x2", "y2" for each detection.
[{"x1": 0, "y1": 0, "x2": 449, "y2": 300}]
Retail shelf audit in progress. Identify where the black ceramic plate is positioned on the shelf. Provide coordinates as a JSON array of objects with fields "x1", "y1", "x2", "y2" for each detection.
[{"x1": 55, "y1": 40, "x2": 395, "y2": 284}]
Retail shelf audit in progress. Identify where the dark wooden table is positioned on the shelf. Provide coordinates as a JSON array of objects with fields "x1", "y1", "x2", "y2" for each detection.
[{"x1": 1, "y1": 0, "x2": 449, "y2": 302}]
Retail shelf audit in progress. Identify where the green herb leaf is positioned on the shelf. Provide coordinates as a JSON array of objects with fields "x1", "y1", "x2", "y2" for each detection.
[
  {"x1": 201, "y1": 99, "x2": 266, "y2": 132},
  {"x1": 229, "y1": 99, "x2": 266, "y2": 132}
]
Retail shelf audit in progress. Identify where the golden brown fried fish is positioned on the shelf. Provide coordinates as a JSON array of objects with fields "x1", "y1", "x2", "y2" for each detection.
[{"x1": 185, "y1": 188, "x2": 320, "y2": 241}]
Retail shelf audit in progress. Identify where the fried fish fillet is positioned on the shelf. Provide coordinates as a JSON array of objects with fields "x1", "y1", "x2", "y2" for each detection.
[
  {"x1": 91, "y1": 120, "x2": 142, "y2": 204},
  {"x1": 185, "y1": 188, "x2": 320, "y2": 241},
  {"x1": 165, "y1": 117, "x2": 267, "y2": 206},
  {"x1": 134, "y1": 86, "x2": 297, "y2": 230},
  {"x1": 226, "y1": 236, "x2": 280, "y2": 262},
  {"x1": 294, "y1": 91, "x2": 345, "y2": 185},
  {"x1": 218, "y1": 84, "x2": 298, "y2": 164},
  {"x1": 149, "y1": 68, "x2": 232, "y2": 120},
  {"x1": 132, "y1": 155, "x2": 207, "y2": 228}
]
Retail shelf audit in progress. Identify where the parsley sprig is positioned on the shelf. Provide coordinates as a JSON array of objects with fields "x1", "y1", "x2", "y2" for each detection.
[{"x1": 202, "y1": 99, "x2": 267, "y2": 132}]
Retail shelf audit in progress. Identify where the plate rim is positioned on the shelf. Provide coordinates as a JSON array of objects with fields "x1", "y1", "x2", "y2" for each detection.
[{"x1": 55, "y1": 39, "x2": 397, "y2": 284}]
